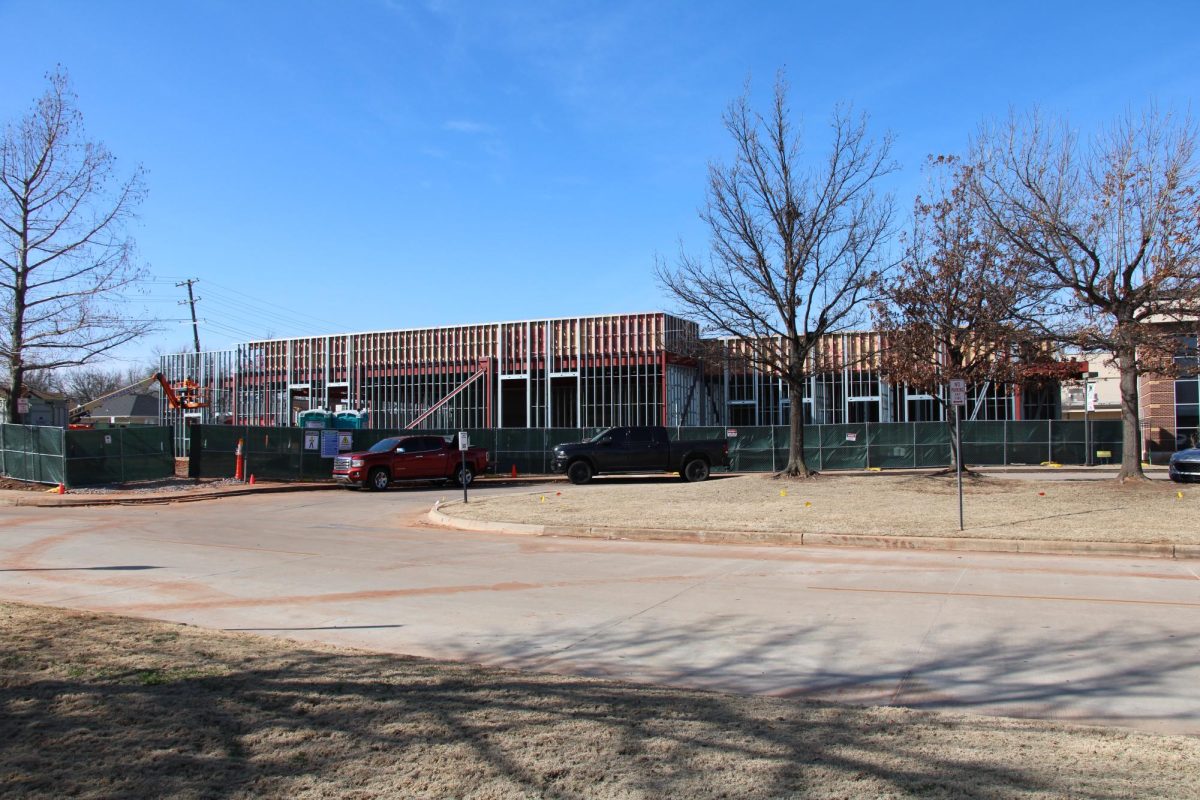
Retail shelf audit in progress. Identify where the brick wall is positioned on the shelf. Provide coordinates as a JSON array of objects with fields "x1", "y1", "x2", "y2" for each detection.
[{"x1": 1139, "y1": 374, "x2": 1177, "y2": 452}]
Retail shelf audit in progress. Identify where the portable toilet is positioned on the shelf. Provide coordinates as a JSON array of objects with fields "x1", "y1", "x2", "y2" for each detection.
[
  {"x1": 298, "y1": 408, "x2": 334, "y2": 429},
  {"x1": 334, "y1": 410, "x2": 365, "y2": 430}
]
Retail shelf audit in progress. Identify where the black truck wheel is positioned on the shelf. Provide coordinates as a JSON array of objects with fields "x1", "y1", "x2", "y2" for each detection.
[
  {"x1": 367, "y1": 467, "x2": 390, "y2": 491},
  {"x1": 681, "y1": 458, "x2": 710, "y2": 483},
  {"x1": 567, "y1": 460, "x2": 593, "y2": 485},
  {"x1": 454, "y1": 464, "x2": 475, "y2": 487}
]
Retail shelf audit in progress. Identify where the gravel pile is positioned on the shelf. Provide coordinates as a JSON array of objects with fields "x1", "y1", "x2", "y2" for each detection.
[{"x1": 67, "y1": 477, "x2": 246, "y2": 495}]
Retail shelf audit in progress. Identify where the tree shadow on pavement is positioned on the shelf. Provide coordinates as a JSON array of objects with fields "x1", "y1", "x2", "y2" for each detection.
[{"x1": 3, "y1": 602, "x2": 1197, "y2": 799}]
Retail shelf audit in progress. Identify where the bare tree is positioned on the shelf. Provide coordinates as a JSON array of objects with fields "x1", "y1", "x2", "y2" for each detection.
[
  {"x1": 969, "y1": 110, "x2": 1200, "y2": 480},
  {"x1": 874, "y1": 156, "x2": 1048, "y2": 472},
  {"x1": 657, "y1": 76, "x2": 897, "y2": 477},
  {"x1": 0, "y1": 68, "x2": 151, "y2": 422},
  {"x1": 57, "y1": 363, "x2": 160, "y2": 408}
]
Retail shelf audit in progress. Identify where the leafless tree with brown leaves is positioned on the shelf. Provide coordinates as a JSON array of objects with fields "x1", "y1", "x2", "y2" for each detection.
[
  {"x1": 969, "y1": 110, "x2": 1200, "y2": 480},
  {"x1": 657, "y1": 76, "x2": 897, "y2": 477},
  {"x1": 0, "y1": 68, "x2": 152, "y2": 423},
  {"x1": 874, "y1": 156, "x2": 1046, "y2": 472}
]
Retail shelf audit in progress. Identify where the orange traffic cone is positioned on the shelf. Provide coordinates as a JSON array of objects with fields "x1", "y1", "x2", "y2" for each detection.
[
  {"x1": 56, "y1": 483, "x2": 65, "y2": 495},
  {"x1": 249, "y1": 474, "x2": 256, "y2": 485},
  {"x1": 511, "y1": 464, "x2": 518, "y2": 478}
]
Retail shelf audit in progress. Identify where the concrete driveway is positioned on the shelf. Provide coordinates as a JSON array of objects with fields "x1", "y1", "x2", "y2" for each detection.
[{"x1": 1, "y1": 481, "x2": 1198, "y2": 735}]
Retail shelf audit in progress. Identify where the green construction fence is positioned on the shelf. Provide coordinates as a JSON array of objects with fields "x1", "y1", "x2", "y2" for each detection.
[
  {"x1": 64, "y1": 426, "x2": 176, "y2": 487},
  {"x1": 0, "y1": 424, "x2": 175, "y2": 487},
  {"x1": 0, "y1": 424, "x2": 66, "y2": 485},
  {"x1": 186, "y1": 420, "x2": 1125, "y2": 481}
]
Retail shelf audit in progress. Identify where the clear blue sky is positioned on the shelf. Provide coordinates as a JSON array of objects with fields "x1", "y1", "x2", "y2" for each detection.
[{"x1": 0, "y1": 1, "x2": 1195, "y2": 368}]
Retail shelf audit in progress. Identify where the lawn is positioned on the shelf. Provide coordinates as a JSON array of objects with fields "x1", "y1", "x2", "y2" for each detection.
[
  {"x1": 448, "y1": 473, "x2": 1200, "y2": 545},
  {"x1": 2, "y1": 601, "x2": 1197, "y2": 799}
]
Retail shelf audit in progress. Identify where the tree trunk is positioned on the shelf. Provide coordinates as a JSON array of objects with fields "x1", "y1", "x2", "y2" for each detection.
[
  {"x1": 7, "y1": 365, "x2": 22, "y2": 424},
  {"x1": 1116, "y1": 345, "x2": 1146, "y2": 481},
  {"x1": 780, "y1": 377, "x2": 815, "y2": 477},
  {"x1": 944, "y1": 406, "x2": 960, "y2": 472},
  {"x1": 9, "y1": 211, "x2": 28, "y2": 424}
]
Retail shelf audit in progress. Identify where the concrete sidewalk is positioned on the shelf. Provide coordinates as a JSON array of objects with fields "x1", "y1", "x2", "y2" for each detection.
[
  {"x1": 0, "y1": 474, "x2": 566, "y2": 507},
  {"x1": 0, "y1": 481, "x2": 341, "y2": 507}
]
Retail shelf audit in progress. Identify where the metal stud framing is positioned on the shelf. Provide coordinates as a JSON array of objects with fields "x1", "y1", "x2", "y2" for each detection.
[{"x1": 161, "y1": 318, "x2": 1031, "y2": 454}]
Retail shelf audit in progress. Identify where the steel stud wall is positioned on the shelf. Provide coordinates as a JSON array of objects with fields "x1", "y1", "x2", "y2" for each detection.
[
  {"x1": 161, "y1": 313, "x2": 693, "y2": 452},
  {"x1": 161, "y1": 316, "x2": 1037, "y2": 455}
]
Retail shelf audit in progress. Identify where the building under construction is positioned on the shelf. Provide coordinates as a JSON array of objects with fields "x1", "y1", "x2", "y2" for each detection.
[{"x1": 159, "y1": 311, "x2": 1069, "y2": 448}]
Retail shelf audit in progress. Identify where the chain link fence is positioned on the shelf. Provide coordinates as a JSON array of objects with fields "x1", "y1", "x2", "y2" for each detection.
[{"x1": 187, "y1": 421, "x2": 1125, "y2": 481}]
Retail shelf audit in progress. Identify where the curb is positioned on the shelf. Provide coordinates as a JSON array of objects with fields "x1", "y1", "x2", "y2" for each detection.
[
  {"x1": 0, "y1": 474, "x2": 553, "y2": 508},
  {"x1": 427, "y1": 502, "x2": 1197, "y2": 560},
  {"x1": 5, "y1": 483, "x2": 342, "y2": 507}
]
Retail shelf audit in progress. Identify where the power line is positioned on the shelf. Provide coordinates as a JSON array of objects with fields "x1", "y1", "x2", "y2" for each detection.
[
  {"x1": 131, "y1": 274, "x2": 356, "y2": 345},
  {"x1": 202, "y1": 281, "x2": 350, "y2": 331},
  {"x1": 199, "y1": 318, "x2": 259, "y2": 339}
]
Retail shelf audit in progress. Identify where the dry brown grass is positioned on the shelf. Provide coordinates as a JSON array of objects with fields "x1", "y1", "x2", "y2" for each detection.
[
  {"x1": 449, "y1": 474, "x2": 1200, "y2": 544},
  {"x1": 3, "y1": 601, "x2": 1199, "y2": 799}
]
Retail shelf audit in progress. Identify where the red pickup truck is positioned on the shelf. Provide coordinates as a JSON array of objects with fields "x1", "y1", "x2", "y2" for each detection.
[{"x1": 333, "y1": 435, "x2": 490, "y2": 491}]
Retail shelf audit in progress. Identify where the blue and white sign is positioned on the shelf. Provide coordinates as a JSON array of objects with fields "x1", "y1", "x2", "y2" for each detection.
[{"x1": 320, "y1": 430, "x2": 339, "y2": 458}]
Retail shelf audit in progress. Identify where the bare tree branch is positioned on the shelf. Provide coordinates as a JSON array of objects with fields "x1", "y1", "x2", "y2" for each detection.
[
  {"x1": 657, "y1": 74, "x2": 897, "y2": 477},
  {"x1": 0, "y1": 68, "x2": 154, "y2": 422},
  {"x1": 969, "y1": 108, "x2": 1200, "y2": 480}
]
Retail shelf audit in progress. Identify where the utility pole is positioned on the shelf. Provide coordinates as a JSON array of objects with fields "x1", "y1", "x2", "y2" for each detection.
[{"x1": 177, "y1": 279, "x2": 201, "y2": 354}]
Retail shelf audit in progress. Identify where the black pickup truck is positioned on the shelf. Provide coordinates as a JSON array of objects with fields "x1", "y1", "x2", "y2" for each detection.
[{"x1": 551, "y1": 426, "x2": 730, "y2": 485}]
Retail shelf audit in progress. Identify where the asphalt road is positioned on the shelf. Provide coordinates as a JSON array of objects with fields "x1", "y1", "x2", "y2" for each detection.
[{"x1": 2, "y1": 482, "x2": 1198, "y2": 735}]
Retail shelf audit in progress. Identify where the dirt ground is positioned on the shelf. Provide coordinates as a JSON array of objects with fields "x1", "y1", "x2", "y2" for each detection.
[
  {"x1": 2, "y1": 602, "x2": 1197, "y2": 799},
  {"x1": 0, "y1": 477, "x2": 52, "y2": 492},
  {"x1": 0, "y1": 476, "x2": 251, "y2": 497},
  {"x1": 449, "y1": 473, "x2": 1200, "y2": 544}
]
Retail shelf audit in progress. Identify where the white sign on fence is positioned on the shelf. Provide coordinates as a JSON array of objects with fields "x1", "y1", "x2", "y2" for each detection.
[{"x1": 458, "y1": 431, "x2": 470, "y2": 451}]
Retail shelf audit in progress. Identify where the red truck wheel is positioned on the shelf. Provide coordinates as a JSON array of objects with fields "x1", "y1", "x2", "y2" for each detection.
[{"x1": 366, "y1": 468, "x2": 390, "y2": 491}]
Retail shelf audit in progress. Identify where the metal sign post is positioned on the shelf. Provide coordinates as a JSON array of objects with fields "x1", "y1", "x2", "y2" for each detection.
[
  {"x1": 949, "y1": 379, "x2": 967, "y2": 531},
  {"x1": 1082, "y1": 371, "x2": 1098, "y2": 467},
  {"x1": 955, "y1": 406, "x2": 963, "y2": 531},
  {"x1": 458, "y1": 431, "x2": 469, "y2": 504}
]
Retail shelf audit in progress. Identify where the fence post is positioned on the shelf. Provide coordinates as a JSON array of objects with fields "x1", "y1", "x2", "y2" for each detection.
[
  {"x1": 771, "y1": 425, "x2": 776, "y2": 473},
  {"x1": 865, "y1": 423, "x2": 871, "y2": 470},
  {"x1": 817, "y1": 423, "x2": 823, "y2": 471},
  {"x1": 910, "y1": 421, "x2": 916, "y2": 469},
  {"x1": 1003, "y1": 421, "x2": 1008, "y2": 466}
]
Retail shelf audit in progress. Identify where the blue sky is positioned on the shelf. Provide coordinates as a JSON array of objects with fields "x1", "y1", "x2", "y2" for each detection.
[{"x1": 0, "y1": 1, "x2": 1195, "y2": 368}]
